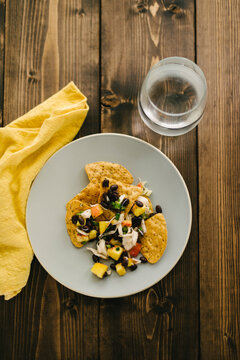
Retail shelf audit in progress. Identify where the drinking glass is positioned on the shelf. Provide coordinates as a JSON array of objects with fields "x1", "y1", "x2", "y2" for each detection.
[{"x1": 138, "y1": 57, "x2": 207, "y2": 136}]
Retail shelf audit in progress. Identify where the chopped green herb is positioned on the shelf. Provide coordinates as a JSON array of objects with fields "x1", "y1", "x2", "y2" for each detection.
[
  {"x1": 81, "y1": 241, "x2": 87, "y2": 245},
  {"x1": 106, "y1": 244, "x2": 111, "y2": 248},
  {"x1": 76, "y1": 212, "x2": 83, "y2": 215},
  {"x1": 111, "y1": 202, "x2": 122, "y2": 209},
  {"x1": 122, "y1": 226, "x2": 128, "y2": 234},
  {"x1": 115, "y1": 213, "x2": 120, "y2": 220},
  {"x1": 141, "y1": 213, "x2": 148, "y2": 220}
]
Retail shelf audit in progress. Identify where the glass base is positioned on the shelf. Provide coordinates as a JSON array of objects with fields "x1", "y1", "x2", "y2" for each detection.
[{"x1": 138, "y1": 97, "x2": 203, "y2": 136}]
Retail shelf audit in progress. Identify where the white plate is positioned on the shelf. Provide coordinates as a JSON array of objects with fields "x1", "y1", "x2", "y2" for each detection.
[{"x1": 26, "y1": 133, "x2": 192, "y2": 298}]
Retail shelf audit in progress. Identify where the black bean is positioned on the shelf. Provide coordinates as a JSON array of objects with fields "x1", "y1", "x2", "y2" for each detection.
[
  {"x1": 101, "y1": 201, "x2": 109, "y2": 209},
  {"x1": 102, "y1": 192, "x2": 109, "y2": 203},
  {"x1": 148, "y1": 212, "x2": 156, "y2": 219},
  {"x1": 132, "y1": 216, "x2": 142, "y2": 227},
  {"x1": 110, "y1": 184, "x2": 118, "y2": 191},
  {"x1": 156, "y1": 205, "x2": 162, "y2": 213},
  {"x1": 122, "y1": 251, "x2": 128, "y2": 257},
  {"x1": 78, "y1": 216, "x2": 85, "y2": 225},
  {"x1": 135, "y1": 200, "x2": 143, "y2": 207},
  {"x1": 86, "y1": 218, "x2": 92, "y2": 227},
  {"x1": 82, "y1": 225, "x2": 90, "y2": 233},
  {"x1": 113, "y1": 231, "x2": 120, "y2": 240},
  {"x1": 110, "y1": 263, "x2": 116, "y2": 270},
  {"x1": 122, "y1": 257, "x2": 128, "y2": 268},
  {"x1": 121, "y1": 198, "x2": 129, "y2": 207},
  {"x1": 92, "y1": 254, "x2": 100, "y2": 263},
  {"x1": 71, "y1": 215, "x2": 78, "y2": 224},
  {"x1": 111, "y1": 191, "x2": 119, "y2": 201},
  {"x1": 129, "y1": 264, "x2": 137, "y2": 271},
  {"x1": 107, "y1": 190, "x2": 115, "y2": 201},
  {"x1": 140, "y1": 256, "x2": 148, "y2": 263},
  {"x1": 102, "y1": 179, "x2": 109, "y2": 187},
  {"x1": 102, "y1": 272, "x2": 108, "y2": 278},
  {"x1": 108, "y1": 224, "x2": 116, "y2": 232}
]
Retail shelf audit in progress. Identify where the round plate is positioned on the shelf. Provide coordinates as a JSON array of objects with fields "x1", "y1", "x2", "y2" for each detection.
[{"x1": 26, "y1": 133, "x2": 192, "y2": 298}]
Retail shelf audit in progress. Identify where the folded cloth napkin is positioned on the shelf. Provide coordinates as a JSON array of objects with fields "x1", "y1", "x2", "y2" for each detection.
[{"x1": 0, "y1": 82, "x2": 89, "y2": 300}]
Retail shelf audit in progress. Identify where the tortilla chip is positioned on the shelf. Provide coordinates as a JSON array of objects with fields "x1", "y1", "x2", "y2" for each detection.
[
  {"x1": 65, "y1": 200, "x2": 90, "y2": 248},
  {"x1": 85, "y1": 161, "x2": 133, "y2": 184},
  {"x1": 67, "y1": 181, "x2": 100, "y2": 208},
  {"x1": 98, "y1": 178, "x2": 142, "y2": 215},
  {"x1": 141, "y1": 213, "x2": 167, "y2": 263},
  {"x1": 99, "y1": 208, "x2": 115, "y2": 221}
]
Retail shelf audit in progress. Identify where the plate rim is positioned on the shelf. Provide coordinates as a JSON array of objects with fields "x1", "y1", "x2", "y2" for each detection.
[{"x1": 26, "y1": 133, "x2": 192, "y2": 298}]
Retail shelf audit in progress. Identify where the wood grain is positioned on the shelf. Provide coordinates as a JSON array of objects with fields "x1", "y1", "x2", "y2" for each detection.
[
  {"x1": 197, "y1": 0, "x2": 240, "y2": 358},
  {"x1": 1, "y1": 1, "x2": 100, "y2": 359},
  {"x1": 101, "y1": 1, "x2": 199, "y2": 359}
]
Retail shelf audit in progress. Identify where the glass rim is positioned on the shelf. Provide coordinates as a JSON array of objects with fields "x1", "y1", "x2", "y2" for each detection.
[{"x1": 145, "y1": 56, "x2": 207, "y2": 119}]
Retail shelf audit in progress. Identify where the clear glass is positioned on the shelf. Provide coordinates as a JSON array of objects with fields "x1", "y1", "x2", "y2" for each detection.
[{"x1": 138, "y1": 57, "x2": 207, "y2": 136}]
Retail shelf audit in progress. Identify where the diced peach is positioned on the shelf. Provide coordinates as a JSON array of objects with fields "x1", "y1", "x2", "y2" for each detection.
[
  {"x1": 99, "y1": 221, "x2": 109, "y2": 234},
  {"x1": 122, "y1": 220, "x2": 132, "y2": 227},
  {"x1": 132, "y1": 204, "x2": 146, "y2": 217},
  {"x1": 91, "y1": 204, "x2": 103, "y2": 219}
]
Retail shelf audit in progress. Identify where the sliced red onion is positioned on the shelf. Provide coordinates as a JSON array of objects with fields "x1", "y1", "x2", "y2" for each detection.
[
  {"x1": 77, "y1": 228, "x2": 89, "y2": 236},
  {"x1": 141, "y1": 219, "x2": 147, "y2": 233},
  {"x1": 80, "y1": 209, "x2": 92, "y2": 219},
  {"x1": 97, "y1": 239, "x2": 108, "y2": 257},
  {"x1": 131, "y1": 257, "x2": 141, "y2": 264}
]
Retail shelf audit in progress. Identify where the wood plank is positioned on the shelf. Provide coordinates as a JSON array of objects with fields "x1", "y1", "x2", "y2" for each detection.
[
  {"x1": 197, "y1": 0, "x2": 240, "y2": 358},
  {"x1": 101, "y1": 1, "x2": 199, "y2": 359},
  {"x1": 0, "y1": 0, "x2": 5, "y2": 127},
  {"x1": 0, "y1": 1, "x2": 99, "y2": 359}
]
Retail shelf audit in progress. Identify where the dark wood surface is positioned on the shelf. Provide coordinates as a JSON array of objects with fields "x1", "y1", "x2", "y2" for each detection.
[{"x1": 0, "y1": 1, "x2": 239, "y2": 359}]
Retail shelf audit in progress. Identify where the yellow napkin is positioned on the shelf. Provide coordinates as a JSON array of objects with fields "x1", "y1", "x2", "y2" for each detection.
[{"x1": 0, "y1": 82, "x2": 89, "y2": 300}]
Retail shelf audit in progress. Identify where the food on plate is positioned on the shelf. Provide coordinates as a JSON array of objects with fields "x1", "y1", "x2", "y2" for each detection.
[
  {"x1": 85, "y1": 161, "x2": 134, "y2": 184},
  {"x1": 91, "y1": 263, "x2": 108, "y2": 279},
  {"x1": 65, "y1": 162, "x2": 168, "y2": 279},
  {"x1": 65, "y1": 200, "x2": 90, "y2": 248},
  {"x1": 98, "y1": 177, "x2": 142, "y2": 216},
  {"x1": 141, "y1": 213, "x2": 167, "y2": 264}
]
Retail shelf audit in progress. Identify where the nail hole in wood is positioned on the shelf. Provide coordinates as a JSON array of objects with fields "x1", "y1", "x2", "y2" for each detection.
[{"x1": 75, "y1": 8, "x2": 85, "y2": 16}]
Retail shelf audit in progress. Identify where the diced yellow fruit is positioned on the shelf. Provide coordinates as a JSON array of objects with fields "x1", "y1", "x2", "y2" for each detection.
[
  {"x1": 122, "y1": 220, "x2": 132, "y2": 227},
  {"x1": 110, "y1": 239, "x2": 122, "y2": 246},
  {"x1": 132, "y1": 204, "x2": 146, "y2": 217},
  {"x1": 107, "y1": 246, "x2": 124, "y2": 261},
  {"x1": 116, "y1": 263, "x2": 126, "y2": 276},
  {"x1": 91, "y1": 204, "x2": 103, "y2": 219},
  {"x1": 99, "y1": 221, "x2": 109, "y2": 234},
  {"x1": 127, "y1": 258, "x2": 134, "y2": 267},
  {"x1": 89, "y1": 229, "x2": 97, "y2": 240},
  {"x1": 76, "y1": 234, "x2": 89, "y2": 244},
  {"x1": 91, "y1": 263, "x2": 108, "y2": 279}
]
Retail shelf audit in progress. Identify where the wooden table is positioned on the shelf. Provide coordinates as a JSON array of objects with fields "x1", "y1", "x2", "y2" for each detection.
[{"x1": 0, "y1": 1, "x2": 239, "y2": 359}]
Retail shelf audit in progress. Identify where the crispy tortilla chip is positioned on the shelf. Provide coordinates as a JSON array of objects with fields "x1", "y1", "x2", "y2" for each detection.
[
  {"x1": 98, "y1": 178, "x2": 142, "y2": 215},
  {"x1": 141, "y1": 213, "x2": 167, "y2": 263},
  {"x1": 99, "y1": 208, "x2": 115, "y2": 221},
  {"x1": 65, "y1": 200, "x2": 90, "y2": 248},
  {"x1": 67, "y1": 181, "x2": 100, "y2": 208},
  {"x1": 85, "y1": 161, "x2": 133, "y2": 184}
]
